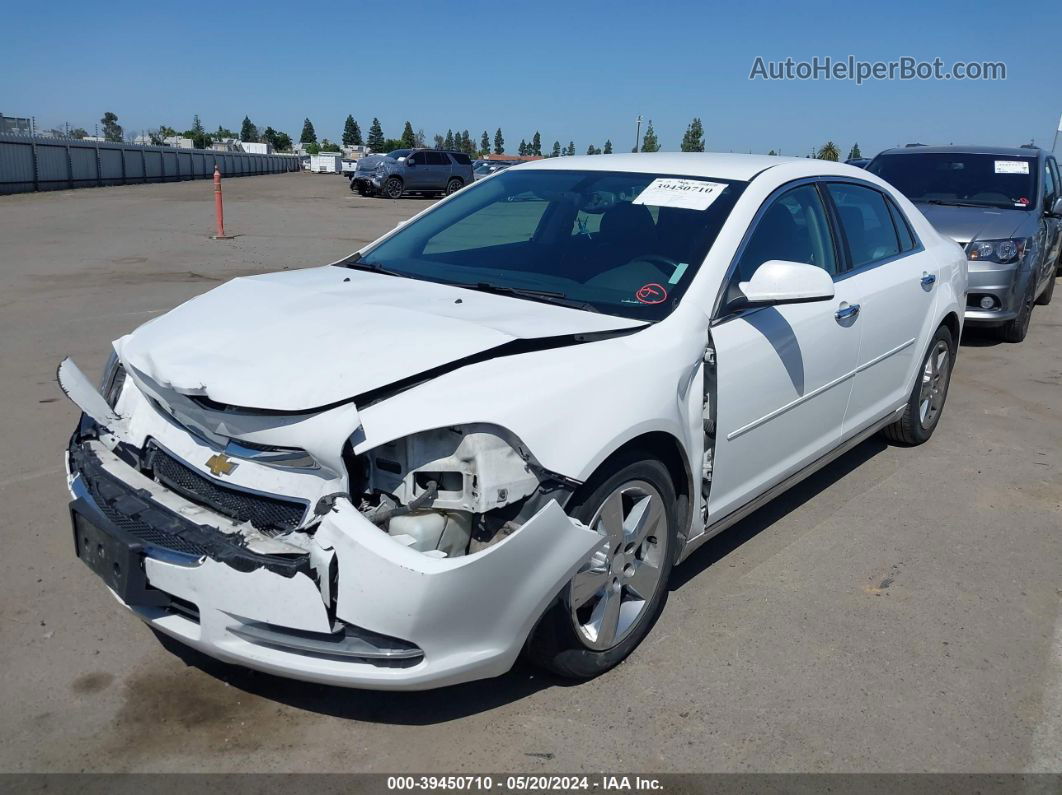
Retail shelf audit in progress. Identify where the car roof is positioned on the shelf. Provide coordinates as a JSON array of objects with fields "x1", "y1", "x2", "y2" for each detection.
[
  {"x1": 875, "y1": 144, "x2": 1043, "y2": 159},
  {"x1": 517, "y1": 152, "x2": 807, "y2": 181}
]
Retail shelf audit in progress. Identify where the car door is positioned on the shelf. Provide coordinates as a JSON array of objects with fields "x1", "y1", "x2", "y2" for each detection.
[
  {"x1": 708, "y1": 181, "x2": 863, "y2": 520},
  {"x1": 1042, "y1": 158, "x2": 1062, "y2": 275},
  {"x1": 427, "y1": 151, "x2": 453, "y2": 189},
  {"x1": 823, "y1": 181, "x2": 937, "y2": 436},
  {"x1": 404, "y1": 151, "x2": 429, "y2": 189}
]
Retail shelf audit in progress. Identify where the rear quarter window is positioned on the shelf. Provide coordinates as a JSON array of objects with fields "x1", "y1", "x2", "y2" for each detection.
[{"x1": 449, "y1": 153, "x2": 472, "y2": 165}]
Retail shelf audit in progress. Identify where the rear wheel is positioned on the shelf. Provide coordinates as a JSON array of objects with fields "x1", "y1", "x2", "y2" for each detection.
[
  {"x1": 882, "y1": 324, "x2": 955, "y2": 446},
  {"x1": 525, "y1": 453, "x2": 677, "y2": 680},
  {"x1": 383, "y1": 177, "x2": 403, "y2": 199},
  {"x1": 998, "y1": 278, "x2": 1035, "y2": 342},
  {"x1": 445, "y1": 178, "x2": 463, "y2": 195}
]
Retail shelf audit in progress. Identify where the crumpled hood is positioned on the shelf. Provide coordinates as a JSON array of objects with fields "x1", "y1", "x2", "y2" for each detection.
[
  {"x1": 118, "y1": 266, "x2": 643, "y2": 412},
  {"x1": 355, "y1": 155, "x2": 388, "y2": 172},
  {"x1": 916, "y1": 203, "x2": 1034, "y2": 245}
]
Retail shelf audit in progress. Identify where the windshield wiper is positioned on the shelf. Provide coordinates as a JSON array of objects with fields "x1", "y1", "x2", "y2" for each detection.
[
  {"x1": 457, "y1": 281, "x2": 600, "y2": 313},
  {"x1": 919, "y1": 199, "x2": 994, "y2": 208},
  {"x1": 333, "y1": 253, "x2": 404, "y2": 277}
]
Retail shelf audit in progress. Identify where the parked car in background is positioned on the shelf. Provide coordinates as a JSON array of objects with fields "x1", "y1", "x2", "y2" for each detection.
[
  {"x1": 845, "y1": 158, "x2": 871, "y2": 169},
  {"x1": 869, "y1": 145, "x2": 1062, "y2": 342},
  {"x1": 473, "y1": 161, "x2": 516, "y2": 180},
  {"x1": 350, "y1": 149, "x2": 474, "y2": 198},
  {"x1": 59, "y1": 153, "x2": 965, "y2": 690}
]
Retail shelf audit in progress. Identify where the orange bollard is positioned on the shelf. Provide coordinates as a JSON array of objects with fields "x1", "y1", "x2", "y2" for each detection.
[{"x1": 210, "y1": 165, "x2": 234, "y2": 240}]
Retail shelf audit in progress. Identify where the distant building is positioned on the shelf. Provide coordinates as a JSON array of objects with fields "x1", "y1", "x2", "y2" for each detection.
[
  {"x1": 0, "y1": 114, "x2": 33, "y2": 136},
  {"x1": 343, "y1": 145, "x2": 371, "y2": 159},
  {"x1": 239, "y1": 141, "x2": 273, "y2": 155},
  {"x1": 211, "y1": 138, "x2": 242, "y2": 152},
  {"x1": 163, "y1": 136, "x2": 195, "y2": 149}
]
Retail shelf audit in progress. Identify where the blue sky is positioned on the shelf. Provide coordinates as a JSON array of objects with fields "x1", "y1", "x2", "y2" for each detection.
[{"x1": 3, "y1": 0, "x2": 1058, "y2": 158}]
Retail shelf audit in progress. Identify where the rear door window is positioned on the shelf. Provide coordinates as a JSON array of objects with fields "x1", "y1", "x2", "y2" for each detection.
[{"x1": 826, "y1": 183, "x2": 901, "y2": 267}]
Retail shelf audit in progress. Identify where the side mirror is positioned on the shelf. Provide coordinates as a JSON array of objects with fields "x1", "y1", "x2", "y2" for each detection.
[
  {"x1": 738, "y1": 260, "x2": 835, "y2": 305},
  {"x1": 1050, "y1": 196, "x2": 1062, "y2": 217}
]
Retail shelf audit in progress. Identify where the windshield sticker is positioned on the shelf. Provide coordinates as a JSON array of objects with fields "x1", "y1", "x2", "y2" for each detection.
[
  {"x1": 668, "y1": 262, "x2": 689, "y2": 284},
  {"x1": 994, "y1": 160, "x2": 1029, "y2": 175},
  {"x1": 1016, "y1": 197, "x2": 1030, "y2": 207},
  {"x1": 635, "y1": 283, "x2": 668, "y2": 304},
  {"x1": 632, "y1": 178, "x2": 728, "y2": 211}
]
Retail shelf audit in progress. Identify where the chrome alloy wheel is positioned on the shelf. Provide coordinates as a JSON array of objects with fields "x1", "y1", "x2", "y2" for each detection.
[
  {"x1": 919, "y1": 339, "x2": 950, "y2": 428},
  {"x1": 568, "y1": 480, "x2": 668, "y2": 651}
]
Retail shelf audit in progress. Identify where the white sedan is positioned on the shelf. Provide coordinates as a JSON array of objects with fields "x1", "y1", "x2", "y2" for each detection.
[{"x1": 59, "y1": 153, "x2": 967, "y2": 689}]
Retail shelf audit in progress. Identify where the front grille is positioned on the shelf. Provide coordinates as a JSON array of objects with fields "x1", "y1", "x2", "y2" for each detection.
[
  {"x1": 85, "y1": 467, "x2": 208, "y2": 557},
  {"x1": 144, "y1": 443, "x2": 307, "y2": 535}
]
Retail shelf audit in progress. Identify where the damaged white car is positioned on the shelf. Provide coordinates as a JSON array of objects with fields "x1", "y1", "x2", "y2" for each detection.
[{"x1": 61, "y1": 153, "x2": 967, "y2": 689}]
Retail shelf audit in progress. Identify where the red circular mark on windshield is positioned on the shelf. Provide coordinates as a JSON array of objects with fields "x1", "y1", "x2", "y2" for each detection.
[
  {"x1": 1017, "y1": 196, "x2": 1030, "y2": 206},
  {"x1": 635, "y1": 283, "x2": 668, "y2": 304}
]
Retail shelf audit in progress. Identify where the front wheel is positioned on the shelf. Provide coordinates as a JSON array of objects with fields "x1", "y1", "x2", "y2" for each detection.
[
  {"x1": 524, "y1": 453, "x2": 677, "y2": 680},
  {"x1": 881, "y1": 324, "x2": 955, "y2": 446},
  {"x1": 382, "y1": 177, "x2": 403, "y2": 199},
  {"x1": 445, "y1": 178, "x2": 463, "y2": 195}
]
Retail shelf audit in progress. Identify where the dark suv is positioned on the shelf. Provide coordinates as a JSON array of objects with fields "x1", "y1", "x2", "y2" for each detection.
[{"x1": 351, "y1": 149, "x2": 474, "y2": 199}]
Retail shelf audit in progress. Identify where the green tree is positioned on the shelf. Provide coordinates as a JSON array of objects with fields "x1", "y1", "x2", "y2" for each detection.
[
  {"x1": 444, "y1": 129, "x2": 454, "y2": 150},
  {"x1": 366, "y1": 117, "x2": 385, "y2": 151},
  {"x1": 551, "y1": 140, "x2": 561, "y2": 158},
  {"x1": 532, "y1": 131, "x2": 542, "y2": 156},
  {"x1": 434, "y1": 133, "x2": 445, "y2": 149},
  {"x1": 305, "y1": 142, "x2": 320, "y2": 155},
  {"x1": 342, "y1": 115, "x2": 360, "y2": 147},
  {"x1": 100, "y1": 111, "x2": 123, "y2": 143},
  {"x1": 586, "y1": 144, "x2": 596, "y2": 155},
  {"x1": 768, "y1": 149, "x2": 778, "y2": 156},
  {"x1": 680, "y1": 117, "x2": 705, "y2": 152},
  {"x1": 400, "y1": 121, "x2": 416, "y2": 148},
  {"x1": 480, "y1": 130, "x2": 490, "y2": 153},
  {"x1": 493, "y1": 128, "x2": 504, "y2": 155},
  {"x1": 847, "y1": 142, "x2": 862, "y2": 160},
  {"x1": 273, "y1": 131, "x2": 292, "y2": 152},
  {"x1": 300, "y1": 118, "x2": 317, "y2": 144},
  {"x1": 186, "y1": 115, "x2": 210, "y2": 149},
  {"x1": 240, "y1": 116, "x2": 258, "y2": 143},
  {"x1": 817, "y1": 141, "x2": 840, "y2": 161},
  {"x1": 518, "y1": 140, "x2": 528, "y2": 156},
  {"x1": 640, "y1": 120, "x2": 660, "y2": 152},
  {"x1": 380, "y1": 138, "x2": 403, "y2": 152},
  {"x1": 320, "y1": 139, "x2": 341, "y2": 152},
  {"x1": 603, "y1": 139, "x2": 612, "y2": 154},
  {"x1": 566, "y1": 141, "x2": 575, "y2": 156},
  {"x1": 461, "y1": 130, "x2": 475, "y2": 155},
  {"x1": 215, "y1": 126, "x2": 237, "y2": 141}
]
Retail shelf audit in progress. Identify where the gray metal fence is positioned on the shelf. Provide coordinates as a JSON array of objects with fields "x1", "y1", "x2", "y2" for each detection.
[{"x1": 0, "y1": 134, "x2": 300, "y2": 195}]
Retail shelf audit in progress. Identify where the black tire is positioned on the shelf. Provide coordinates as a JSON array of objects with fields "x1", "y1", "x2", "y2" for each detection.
[
  {"x1": 998, "y1": 276, "x2": 1035, "y2": 342},
  {"x1": 1035, "y1": 270, "x2": 1055, "y2": 306},
  {"x1": 882, "y1": 324, "x2": 955, "y2": 446},
  {"x1": 524, "y1": 451, "x2": 678, "y2": 680},
  {"x1": 445, "y1": 178, "x2": 463, "y2": 195},
  {"x1": 382, "y1": 177, "x2": 403, "y2": 199},
  {"x1": 349, "y1": 179, "x2": 358, "y2": 193}
]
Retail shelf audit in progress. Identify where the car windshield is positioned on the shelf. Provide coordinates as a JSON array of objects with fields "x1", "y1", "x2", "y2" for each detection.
[
  {"x1": 869, "y1": 152, "x2": 1038, "y2": 210},
  {"x1": 352, "y1": 169, "x2": 747, "y2": 321},
  {"x1": 386, "y1": 149, "x2": 412, "y2": 160},
  {"x1": 474, "y1": 164, "x2": 498, "y2": 175}
]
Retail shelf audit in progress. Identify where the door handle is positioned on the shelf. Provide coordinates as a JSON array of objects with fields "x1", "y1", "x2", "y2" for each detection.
[
  {"x1": 835, "y1": 303, "x2": 860, "y2": 321},
  {"x1": 921, "y1": 272, "x2": 937, "y2": 287}
]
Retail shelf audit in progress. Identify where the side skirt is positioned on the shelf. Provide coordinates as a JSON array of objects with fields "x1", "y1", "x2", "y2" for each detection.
[{"x1": 677, "y1": 406, "x2": 904, "y2": 563}]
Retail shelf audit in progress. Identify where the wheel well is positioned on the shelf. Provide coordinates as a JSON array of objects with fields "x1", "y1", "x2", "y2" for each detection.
[
  {"x1": 592, "y1": 432, "x2": 693, "y2": 554},
  {"x1": 448, "y1": 176, "x2": 463, "y2": 185},
  {"x1": 940, "y1": 311, "x2": 960, "y2": 347}
]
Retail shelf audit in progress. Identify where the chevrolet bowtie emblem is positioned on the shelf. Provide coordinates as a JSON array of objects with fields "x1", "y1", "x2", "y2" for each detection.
[{"x1": 205, "y1": 453, "x2": 238, "y2": 477}]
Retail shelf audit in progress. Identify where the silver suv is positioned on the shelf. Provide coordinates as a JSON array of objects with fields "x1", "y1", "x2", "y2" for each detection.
[
  {"x1": 351, "y1": 149, "x2": 474, "y2": 199},
  {"x1": 869, "y1": 145, "x2": 1062, "y2": 342}
]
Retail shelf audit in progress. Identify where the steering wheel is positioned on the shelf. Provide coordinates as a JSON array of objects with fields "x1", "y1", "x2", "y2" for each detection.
[{"x1": 628, "y1": 254, "x2": 681, "y2": 280}]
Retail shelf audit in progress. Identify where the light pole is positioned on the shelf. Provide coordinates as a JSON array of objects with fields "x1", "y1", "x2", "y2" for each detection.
[{"x1": 634, "y1": 115, "x2": 642, "y2": 153}]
